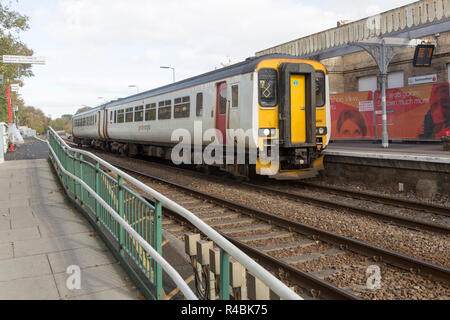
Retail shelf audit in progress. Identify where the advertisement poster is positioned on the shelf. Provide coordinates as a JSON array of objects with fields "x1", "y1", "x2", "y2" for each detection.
[
  {"x1": 374, "y1": 82, "x2": 450, "y2": 140},
  {"x1": 330, "y1": 82, "x2": 450, "y2": 141},
  {"x1": 330, "y1": 91, "x2": 375, "y2": 139}
]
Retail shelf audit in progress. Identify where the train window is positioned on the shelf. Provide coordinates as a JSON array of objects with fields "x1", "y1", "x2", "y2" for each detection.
[
  {"x1": 258, "y1": 68, "x2": 278, "y2": 108},
  {"x1": 125, "y1": 107, "x2": 134, "y2": 122},
  {"x1": 232, "y1": 85, "x2": 239, "y2": 108},
  {"x1": 316, "y1": 71, "x2": 326, "y2": 108},
  {"x1": 110, "y1": 111, "x2": 113, "y2": 124},
  {"x1": 114, "y1": 111, "x2": 116, "y2": 124},
  {"x1": 134, "y1": 105, "x2": 144, "y2": 122},
  {"x1": 117, "y1": 110, "x2": 125, "y2": 123},
  {"x1": 158, "y1": 100, "x2": 171, "y2": 120},
  {"x1": 196, "y1": 93, "x2": 203, "y2": 117},
  {"x1": 219, "y1": 87, "x2": 227, "y2": 115},
  {"x1": 174, "y1": 96, "x2": 190, "y2": 119},
  {"x1": 145, "y1": 103, "x2": 156, "y2": 121}
]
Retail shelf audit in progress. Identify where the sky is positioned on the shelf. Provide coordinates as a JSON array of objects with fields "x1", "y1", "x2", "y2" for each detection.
[{"x1": 9, "y1": 0, "x2": 416, "y2": 119}]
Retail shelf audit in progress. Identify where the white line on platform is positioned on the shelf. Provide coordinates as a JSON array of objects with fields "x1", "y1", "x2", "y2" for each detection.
[{"x1": 323, "y1": 150, "x2": 450, "y2": 164}]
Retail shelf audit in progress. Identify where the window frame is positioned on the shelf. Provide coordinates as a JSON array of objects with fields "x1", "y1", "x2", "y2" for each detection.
[
  {"x1": 134, "y1": 105, "x2": 144, "y2": 122},
  {"x1": 174, "y1": 96, "x2": 191, "y2": 119},
  {"x1": 231, "y1": 85, "x2": 239, "y2": 108}
]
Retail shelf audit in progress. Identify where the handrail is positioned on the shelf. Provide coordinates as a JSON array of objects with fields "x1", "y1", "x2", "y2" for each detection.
[
  {"x1": 48, "y1": 127, "x2": 302, "y2": 300},
  {"x1": 47, "y1": 130, "x2": 198, "y2": 300}
]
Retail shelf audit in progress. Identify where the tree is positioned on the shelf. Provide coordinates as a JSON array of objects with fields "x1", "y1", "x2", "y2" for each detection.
[
  {"x1": 75, "y1": 106, "x2": 92, "y2": 114},
  {"x1": 0, "y1": 1, "x2": 34, "y2": 122}
]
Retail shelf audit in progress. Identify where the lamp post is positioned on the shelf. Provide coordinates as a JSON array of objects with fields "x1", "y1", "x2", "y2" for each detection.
[{"x1": 160, "y1": 66, "x2": 176, "y2": 83}]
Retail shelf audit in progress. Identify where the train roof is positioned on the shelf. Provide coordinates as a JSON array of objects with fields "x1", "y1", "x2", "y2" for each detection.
[{"x1": 74, "y1": 54, "x2": 304, "y2": 117}]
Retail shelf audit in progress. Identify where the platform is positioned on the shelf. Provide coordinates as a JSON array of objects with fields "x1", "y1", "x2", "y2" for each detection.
[
  {"x1": 0, "y1": 159, "x2": 144, "y2": 299},
  {"x1": 325, "y1": 141, "x2": 450, "y2": 164},
  {"x1": 319, "y1": 141, "x2": 450, "y2": 196}
]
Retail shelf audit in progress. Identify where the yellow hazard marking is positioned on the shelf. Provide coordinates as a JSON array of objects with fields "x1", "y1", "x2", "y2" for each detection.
[{"x1": 163, "y1": 274, "x2": 195, "y2": 300}]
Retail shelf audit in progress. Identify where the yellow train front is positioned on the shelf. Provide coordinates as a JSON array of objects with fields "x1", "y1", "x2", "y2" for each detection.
[{"x1": 256, "y1": 57, "x2": 330, "y2": 180}]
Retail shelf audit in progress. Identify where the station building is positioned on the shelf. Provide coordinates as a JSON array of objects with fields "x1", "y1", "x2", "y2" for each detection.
[{"x1": 256, "y1": 0, "x2": 450, "y2": 141}]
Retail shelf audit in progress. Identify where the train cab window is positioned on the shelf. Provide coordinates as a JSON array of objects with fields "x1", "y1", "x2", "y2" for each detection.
[
  {"x1": 134, "y1": 105, "x2": 144, "y2": 122},
  {"x1": 125, "y1": 107, "x2": 134, "y2": 122},
  {"x1": 117, "y1": 110, "x2": 125, "y2": 123},
  {"x1": 196, "y1": 93, "x2": 203, "y2": 117},
  {"x1": 158, "y1": 100, "x2": 172, "y2": 120},
  {"x1": 258, "y1": 68, "x2": 278, "y2": 108},
  {"x1": 232, "y1": 85, "x2": 239, "y2": 108},
  {"x1": 174, "y1": 96, "x2": 190, "y2": 119},
  {"x1": 219, "y1": 87, "x2": 227, "y2": 115},
  {"x1": 145, "y1": 103, "x2": 156, "y2": 121},
  {"x1": 316, "y1": 71, "x2": 326, "y2": 108}
]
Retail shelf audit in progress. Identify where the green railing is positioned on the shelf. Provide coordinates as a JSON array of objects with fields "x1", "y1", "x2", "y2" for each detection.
[
  {"x1": 48, "y1": 129, "x2": 166, "y2": 299},
  {"x1": 47, "y1": 128, "x2": 301, "y2": 301}
]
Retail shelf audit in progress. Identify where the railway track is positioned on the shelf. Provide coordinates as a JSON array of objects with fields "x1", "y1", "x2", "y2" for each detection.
[
  {"x1": 111, "y1": 164, "x2": 450, "y2": 300},
  {"x1": 66, "y1": 140, "x2": 449, "y2": 235},
  {"x1": 242, "y1": 181, "x2": 450, "y2": 235}
]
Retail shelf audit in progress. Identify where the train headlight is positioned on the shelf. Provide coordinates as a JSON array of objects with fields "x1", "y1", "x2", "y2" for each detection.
[
  {"x1": 259, "y1": 128, "x2": 277, "y2": 137},
  {"x1": 316, "y1": 127, "x2": 327, "y2": 135}
]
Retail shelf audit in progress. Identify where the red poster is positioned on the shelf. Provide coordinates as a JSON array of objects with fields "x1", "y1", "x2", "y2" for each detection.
[
  {"x1": 330, "y1": 91, "x2": 375, "y2": 139},
  {"x1": 374, "y1": 82, "x2": 450, "y2": 140}
]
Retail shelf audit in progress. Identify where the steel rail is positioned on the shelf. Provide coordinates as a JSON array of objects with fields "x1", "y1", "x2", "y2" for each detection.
[
  {"x1": 114, "y1": 164, "x2": 450, "y2": 285},
  {"x1": 48, "y1": 127, "x2": 302, "y2": 301},
  {"x1": 296, "y1": 181, "x2": 450, "y2": 218},
  {"x1": 242, "y1": 183, "x2": 450, "y2": 235}
]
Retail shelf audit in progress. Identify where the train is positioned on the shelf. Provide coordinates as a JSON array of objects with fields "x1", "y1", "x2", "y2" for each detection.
[{"x1": 72, "y1": 54, "x2": 331, "y2": 180}]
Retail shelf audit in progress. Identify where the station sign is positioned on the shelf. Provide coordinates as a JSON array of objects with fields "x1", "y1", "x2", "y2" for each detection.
[
  {"x1": 10, "y1": 84, "x2": 20, "y2": 92},
  {"x1": 412, "y1": 44, "x2": 435, "y2": 67},
  {"x1": 408, "y1": 74, "x2": 437, "y2": 86},
  {"x1": 2, "y1": 55, "x2": 46, "y2": 65}
]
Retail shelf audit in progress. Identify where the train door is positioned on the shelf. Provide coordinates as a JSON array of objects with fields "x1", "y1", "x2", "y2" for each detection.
[
  {"x1": 103, "y1": 109, "x2": 109, "y2": 140},
  {"x1": 216, "y1": 82, "x2": 228, "y2": 144},
  {"x1": 97, "y1": 111, "x2": 103, "y2": 139},
  {"x1": 290, "y1": 75, "x2": 307, "y2": 144},
  {"x1": 279, "y1": 63, "x2": 316, "y2": 148}
]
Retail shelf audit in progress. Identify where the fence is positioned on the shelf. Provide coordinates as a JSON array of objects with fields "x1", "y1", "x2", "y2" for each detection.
[{"x1": 47, "y1": 127, "x2": 301, "y2": 300}]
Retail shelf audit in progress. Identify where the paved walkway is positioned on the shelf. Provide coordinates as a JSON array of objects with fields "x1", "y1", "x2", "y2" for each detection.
[
  {"x1": 0, "y1": 159, "x2": 142, "y2": 300},
  {"x1": 5, "y1": 137, "x2": 49, "y2": 161}
]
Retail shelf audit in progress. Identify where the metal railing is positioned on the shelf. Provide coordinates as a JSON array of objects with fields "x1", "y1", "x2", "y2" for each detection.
[{"x1": 47, "y1": 127, "x2": 302, "y2": 300}]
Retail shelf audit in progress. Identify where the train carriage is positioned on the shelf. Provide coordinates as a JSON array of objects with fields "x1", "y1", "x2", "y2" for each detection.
[{"x1": 72, "y1": 54, "x2": 331, "y2": 180}]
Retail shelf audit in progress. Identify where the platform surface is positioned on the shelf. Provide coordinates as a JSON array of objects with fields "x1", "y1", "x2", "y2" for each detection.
[
  {"x1": 5, "y1": 137, "x2": 49, "y2": 161},
  {"x1": 325, "y1": 141, "x2": 450, "y2": 163},
  {"x1": 0, "y1": 159, "x2": 142, "y2": 300}
]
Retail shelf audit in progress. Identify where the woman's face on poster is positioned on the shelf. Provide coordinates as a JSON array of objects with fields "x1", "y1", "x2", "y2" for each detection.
[
  {"x1": 340, "y1": 119, "x2": 363, "y2": 138},
  {"x1": 430, "y1": 86, "x2": 450, "y2": 124}
]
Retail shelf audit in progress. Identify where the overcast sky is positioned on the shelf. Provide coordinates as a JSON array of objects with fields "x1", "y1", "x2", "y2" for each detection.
[{"x1": 11, "y1": 0, "x2": 415, "y2": 118}]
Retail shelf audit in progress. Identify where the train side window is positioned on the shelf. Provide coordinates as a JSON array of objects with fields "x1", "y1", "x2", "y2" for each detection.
[
  {"x1": 125, "y1": 107, "x2": 134, "y2": 122},
  {"x1": 134, "y1": 105, "x2": 144, "y2": 122},
  {"x1": 258, "y1": 68, "x2": 278, "y2": 108},
  {"x1": 316, "y1": 71, "x2": 326, "y2": 108},
  {"x1": 158, "y1": 100, "x2": 172, "y2": 120},
  {"x1": 117, "y1": 110, "x2": 125, "y2": 123},
  {"x1": 145, "y1": 103, "x2": 156, "y2": 121},
  {"x1": 110, "y1": 111, "x2": 113, "y2": 124},
  {"x1": 232, "y1": 85, "x2": 239, "y2": 108},
  {"x1": 219, "y1": 87, "x2": 227, "y2": 115},
  {"x1": 196, "y1": 93, "x2": 203, "y2": 117},
  {"x1": 174, "y1": 96, "x2": 190, "y2": 119},
  {"x1": 114, "y1": 111, "x2": 116, "y2": 123}
]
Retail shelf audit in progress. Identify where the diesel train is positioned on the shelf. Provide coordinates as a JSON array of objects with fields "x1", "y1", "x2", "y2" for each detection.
[{"x1": 72, "y1": 54, "x2": 331, "y2": 180}]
